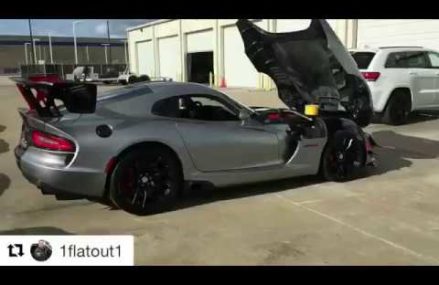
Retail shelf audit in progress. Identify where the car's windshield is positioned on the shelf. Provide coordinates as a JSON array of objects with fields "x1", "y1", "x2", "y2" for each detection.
[{"x1": 215, "y1": 90, "x2": 257, "y2": 115}]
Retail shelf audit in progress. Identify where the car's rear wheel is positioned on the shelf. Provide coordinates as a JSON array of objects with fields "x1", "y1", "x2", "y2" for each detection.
[
  {"x1": 383, "y1": 90, "x2": 411, "y2": 125},
  {"x1": 109, "y1": 147, "x2": 182, "y2": 215},
  {"x1": 320, "y1": 130, "x2": 365, "y2": 182}
]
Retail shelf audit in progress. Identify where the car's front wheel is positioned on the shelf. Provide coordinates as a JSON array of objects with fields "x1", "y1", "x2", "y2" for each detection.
[
  {"x1": 320, "y1": 130, "x2": 366, "y2": 182},
  {"x1": 109, "y1": 146, "x2": 182, "y2": 215}
]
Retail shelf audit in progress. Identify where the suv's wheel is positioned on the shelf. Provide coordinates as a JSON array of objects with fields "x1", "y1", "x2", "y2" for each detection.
[
  {"x1": 128, "y1": 76, "x2": 137, "y2": 84},
  {"x1": 109, "y1": 146, "x2": 182, "y2": 215},
  {"x1": 383, "y1": 90, "x2": 411, "y2": 125},
  {"x1": 138, "y1": 75, "x2": 151, "y2": 82},
  {"x1": 320, "y1": 130, "x2": 366, "y2": 182}
]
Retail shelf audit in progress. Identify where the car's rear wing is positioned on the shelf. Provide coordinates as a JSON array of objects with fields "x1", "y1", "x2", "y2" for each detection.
[{"x1": 13, "y1": 78, "x2": 97, "y2": 117}]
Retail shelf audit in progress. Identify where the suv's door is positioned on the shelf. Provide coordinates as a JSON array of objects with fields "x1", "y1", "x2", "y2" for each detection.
[
  {"x1": 426, "y1": 51, "x2": 439, "y2": 106},
  {"x1": 152, "y1": 94, "x2": 282, "y2": 172},
  {"x1": 386, "y1": 51, "x2": 435, "y2": 109}
]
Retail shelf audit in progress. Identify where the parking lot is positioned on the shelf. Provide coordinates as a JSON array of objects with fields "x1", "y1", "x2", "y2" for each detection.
[{"x1": 2, "y1": 77, "x2": 439, "y2": 265}]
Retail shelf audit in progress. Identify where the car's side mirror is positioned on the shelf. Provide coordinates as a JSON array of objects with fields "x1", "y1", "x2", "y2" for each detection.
[{"x1": 239, "y1": 110, "x2": 250, "y2": 125}]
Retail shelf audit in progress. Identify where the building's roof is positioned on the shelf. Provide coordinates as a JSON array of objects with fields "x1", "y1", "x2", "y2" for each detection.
[
  {"x1": 0, "y1": 35, "x2": 126, "y2": 46},
  {"x1": 126, "y1": 20, "x2": 168, "y2": 32}
]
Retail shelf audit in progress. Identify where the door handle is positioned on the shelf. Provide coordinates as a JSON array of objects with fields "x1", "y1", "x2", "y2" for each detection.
[
  {"x1": 409, "y1": 72, "x2": 418, "y2": 75},
  {"x1": 435, "y1": 72, "x2": 439, "y2": 76}
]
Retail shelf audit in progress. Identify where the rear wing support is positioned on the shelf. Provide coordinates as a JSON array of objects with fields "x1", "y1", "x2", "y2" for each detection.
[{"x1": 14, "y1": 78, "x2": 97, "y2": 117}]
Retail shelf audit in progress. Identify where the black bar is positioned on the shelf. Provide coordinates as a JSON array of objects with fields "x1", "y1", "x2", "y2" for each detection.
[{"x1": 28, "y1": 19, "x2": 35, "y2": 64}]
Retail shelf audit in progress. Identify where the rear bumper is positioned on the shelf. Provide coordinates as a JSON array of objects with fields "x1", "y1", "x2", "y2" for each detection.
[
  {"x1": 368, "y1": 85, "x2": 386, "y2": 113},
  {"x1": 15, "y1": 146, "x2": 107, "y2": 198}
]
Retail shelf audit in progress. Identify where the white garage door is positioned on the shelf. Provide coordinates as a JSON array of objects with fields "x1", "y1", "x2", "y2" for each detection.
[
  {"x1": 358, "y1": 20, "x2": 439, "y2": 51},
  {"x1": 223, "y1": 25, "x2": 259, "y2": 88},
  {"x1": 276, "y1": 19, "x2": 337, "y2": 33},
  {"x1": 136, "y1": 40, "x2": 154, "y2": 76},
  {"x1": 158, "y1": 36, "x2": 180, "y2": 81},
  {"x1": 187, "y1": 30, "x2": 213, "y2": 53}
]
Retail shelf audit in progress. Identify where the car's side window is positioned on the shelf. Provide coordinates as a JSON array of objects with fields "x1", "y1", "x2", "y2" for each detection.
[
  {"x1": 385, "y1": 51, "x2": 428, "y2": 68},
  {"x1": 427, "y1": 52, "x2": 439, "y2": 68},
  {"x1": 178, "y1": 95, "x2": 239, "y2": 121},
  {"x1": 151, "y1": 95, "x2": 240, "y2": 121},
  {"x1": 151, "y1": 96, "x2": 180, "y2": 118}
]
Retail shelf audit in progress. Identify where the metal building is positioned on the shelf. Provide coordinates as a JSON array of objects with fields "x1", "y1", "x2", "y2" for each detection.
[{"x1": 127, "y1": 19, "x2": 439, "y2": 89}]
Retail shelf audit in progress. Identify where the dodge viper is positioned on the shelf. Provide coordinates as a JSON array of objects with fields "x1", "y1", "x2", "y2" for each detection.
[{"x1": 14, "y1": 19, "x2": 376, "y2": 215}]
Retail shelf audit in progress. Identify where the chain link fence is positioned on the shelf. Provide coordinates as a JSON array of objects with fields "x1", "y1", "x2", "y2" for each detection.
[{"x1": 19, "y1": 63, "x2": 128, "y2": 79}]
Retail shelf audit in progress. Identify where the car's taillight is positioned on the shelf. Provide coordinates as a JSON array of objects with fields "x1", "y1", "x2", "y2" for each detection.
[
  {"x1": 31, "y1": 130, "x2": 75, "y2": 152},
  {"x1": 361, "y1": 71, "x2": 381, "y2": 82}
]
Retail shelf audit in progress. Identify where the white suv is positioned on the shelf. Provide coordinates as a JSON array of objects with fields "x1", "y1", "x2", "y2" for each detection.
[{"x1": 350, "y1": 46, "x2": 439, "y2": 125}]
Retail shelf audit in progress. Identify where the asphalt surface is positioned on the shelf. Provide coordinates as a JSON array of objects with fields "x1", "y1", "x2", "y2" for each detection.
[{"x1": 2, "y1": 80, "x2": 439, "y2": 264}]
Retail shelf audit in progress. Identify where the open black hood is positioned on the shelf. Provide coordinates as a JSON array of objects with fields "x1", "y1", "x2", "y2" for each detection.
[{"x1": 236, "y1": 19, "x2": 373, "y2": 127}]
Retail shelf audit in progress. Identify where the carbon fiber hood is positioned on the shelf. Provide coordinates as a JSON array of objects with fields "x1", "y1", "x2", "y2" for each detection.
[{"x1": 236, "y1": 19, "x2": 373, "y2": 127}]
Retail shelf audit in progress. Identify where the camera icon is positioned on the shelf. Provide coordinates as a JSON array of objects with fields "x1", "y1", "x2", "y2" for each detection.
[{"x1": 30, "y1": 240, "x2": 52, "y2": 262}]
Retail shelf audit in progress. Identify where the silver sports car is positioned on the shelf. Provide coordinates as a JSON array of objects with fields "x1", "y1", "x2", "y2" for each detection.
[{"x1": 14, "y1": 20, "x2": 376, "y2": 215}]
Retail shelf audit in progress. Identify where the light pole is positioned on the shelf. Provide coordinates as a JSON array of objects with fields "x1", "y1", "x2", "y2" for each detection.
[
  {"x1": 73, "y1": 20, "x2": 84, "y2": 65},
  {"x1": 33, "y1": 39, "x2": 40, "y2": 63},
  {"x1": 38, "y1": 44, "x2": 42, "y2": 62},
  {"x1": 48, "y1": 32, "x2": 53, "y2": 64},
  {"x1": 102, "y1": 44, "x2": 109, "y2": 64},
  {"x1": 121, "y1": 39, "x2": 128, "y2": 64},
  {"x1": 106, "y1": 20, "x2": 112, "y2": 64},
  {"x1": 28, "y1": 19, "x2": 36, "y2": 65},
  {"x1": 24, "y1": 42, "x2": 31, "y2": 64}
]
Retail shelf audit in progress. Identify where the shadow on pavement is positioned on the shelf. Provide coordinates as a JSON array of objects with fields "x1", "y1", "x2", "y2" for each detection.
[
  {"x1": 177, "y1": 176, "x2": 318, "y2": 210},
  {"x1": 0, "y1": 173, "x2": 11, "y2": 196},
  {"x1": 373, "y1": 112, "x2": 439, "y2": 125},
  {"x1": 0, "y1": 139, "x2": 9, "y2": 154},
  {"x1": 173, "y1": 130, "x2": 439, "y2": 213},
  {"x1": 372, "y1": 130, "x2": 439, "y2": 158},
  {"x1": 0, "y1": 124, "x2": 9, "y2": 155},
  {"x1": 0, "y1": 227, "x2": 74, "y2": 235},
  {"x1": 408, "y1": 112, "x2": 439, "y2": 124},
  {"x1": 0, "y1": 125, "x2": 11, "y2": 196},
  {"x1": 95, "y1": 129, "x2": 439, "y2": 215}
]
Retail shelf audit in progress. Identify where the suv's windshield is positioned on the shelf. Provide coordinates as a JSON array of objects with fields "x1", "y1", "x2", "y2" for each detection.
[{"x1": 350, "y1": 52, "x2": 376, "y2": 69}]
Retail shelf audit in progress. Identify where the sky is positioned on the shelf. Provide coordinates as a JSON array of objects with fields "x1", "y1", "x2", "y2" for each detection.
[{"x1": 0, "y1": 19, "x2": 153, "y2": 38}]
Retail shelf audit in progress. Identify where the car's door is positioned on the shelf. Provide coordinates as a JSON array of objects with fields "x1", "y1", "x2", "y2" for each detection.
[
  {"x1": 154, "y1": 94, "x2": 282, "y2": 172},
  {"x1": 426, "y1": 51, "x2": 439, "y2": 106},
  {"x1": 400, "y1": 51, "x2": 436, "y2": 108}
]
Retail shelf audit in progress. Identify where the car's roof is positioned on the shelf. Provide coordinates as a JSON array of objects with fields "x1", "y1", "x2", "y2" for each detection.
[
  {"x1": 146, "y1": 81, "x2": 212, "y2": 93},
  {"x1": 95, "y1": 81, "x2": 246, "y2": 118},
  {"x1": 98, "y1": 81, "x2": 225, "y2": 105},
  {"x1": 350, "y1": 48, "x2": 379, "y2": 53},
  {"x1": 101, "y1": 81, "x2": 212, "y2": 96},
  {"x1": 350, "y1": 46, "x2": 432, "y2": 54}
]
